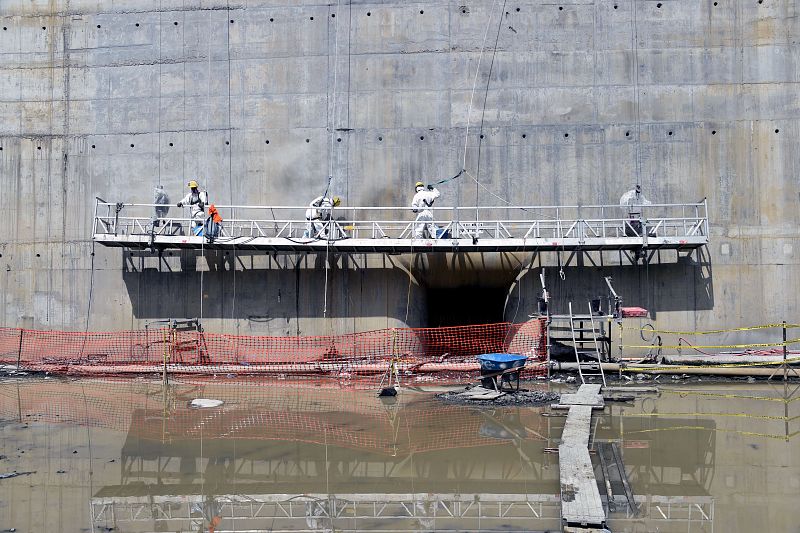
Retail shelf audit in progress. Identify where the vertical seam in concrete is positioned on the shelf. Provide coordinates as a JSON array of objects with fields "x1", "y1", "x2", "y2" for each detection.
[
  {"x1": 157, "y1": 0, "x2": 163, "y2": 187},
  {"x1": 632, "y1": 0, "x2": 642, "y2": 185},
  {"x1": 61, "y1": 5, "x2": 71, "y2": 328}
]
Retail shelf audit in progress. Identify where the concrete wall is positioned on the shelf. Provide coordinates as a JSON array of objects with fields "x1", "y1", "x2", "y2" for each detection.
[{"x1": 1, "y1": 1, "x2": 798, "y2": 335}]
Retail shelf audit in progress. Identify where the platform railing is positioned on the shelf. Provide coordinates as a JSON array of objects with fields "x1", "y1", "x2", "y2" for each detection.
[{"x1": 93, "y1": 198, "x2": 709, "y2": 244}]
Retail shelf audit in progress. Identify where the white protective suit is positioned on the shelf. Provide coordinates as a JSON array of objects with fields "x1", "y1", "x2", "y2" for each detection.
[
  {"x1": 305, "y1": 196, "x2": 336, "y2": 238},
  {"x1": 619, "y1": 187, "x2": 651, "y2": 213},
  {"x1": 411, "y1": 186, "x2": 441, "y2": 239},
  {"x1": 152, "y1": 185, "x2": 170, "y2": 226},
  {"x1": 178, "y1": 188, "x2": 209, "y2": 227}
]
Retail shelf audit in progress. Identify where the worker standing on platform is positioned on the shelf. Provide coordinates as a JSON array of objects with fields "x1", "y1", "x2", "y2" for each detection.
[
  {"x1": 305, "y1": 195, "x2": 341, "y2": 238},
  {"x1": 177, "y1": 180, "x2": 209, "y2": 234},
  {"x1": 619, "y1": 184, "x2": 651, "y2": 215},
  {"x1": 411, "y1": 181, "x2": 441, "y2": 239},
  {"x1": 619, "y1": 184, "x2": 652, "y2": 237}
]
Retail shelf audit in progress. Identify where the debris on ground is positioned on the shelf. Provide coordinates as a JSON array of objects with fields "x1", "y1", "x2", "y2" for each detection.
[
  {"x1": 189, "y1": 398, "x2": 224, "y2": 409},
  {"x1": 0, "y1": 471, "x2": 36, "y2": 480},
  {"x1": 436, "y1": 387, "x2": 559, "y2": 406}
]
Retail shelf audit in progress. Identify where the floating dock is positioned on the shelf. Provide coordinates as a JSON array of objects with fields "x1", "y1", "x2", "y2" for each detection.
[{"x1": 556, "y1": 383, "x2": 607, "y2": 531}]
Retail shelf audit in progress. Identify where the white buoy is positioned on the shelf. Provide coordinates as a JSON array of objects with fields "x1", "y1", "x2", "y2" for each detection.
[{"x1": 189, "y1": 398, "x2": 224, "y2": 409}]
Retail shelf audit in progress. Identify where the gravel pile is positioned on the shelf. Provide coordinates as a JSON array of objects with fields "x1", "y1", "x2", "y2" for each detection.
[{"x1": 436, "y1": 388, "x2": 560, "y2": 406}]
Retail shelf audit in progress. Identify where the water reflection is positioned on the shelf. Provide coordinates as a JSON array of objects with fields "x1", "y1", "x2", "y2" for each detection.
[{"x1": 0, "y1": 378, "x2": 798, "y2": 532}]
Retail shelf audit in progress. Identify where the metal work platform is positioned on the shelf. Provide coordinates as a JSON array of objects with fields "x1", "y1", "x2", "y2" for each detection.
[{"x1": 92, "y1": 199, "x2": 709, "y2": 254}]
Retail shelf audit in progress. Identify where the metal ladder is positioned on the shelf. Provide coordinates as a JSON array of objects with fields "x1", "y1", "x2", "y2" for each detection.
[{"x1": 568, "y1": 302, "x2": 607, "y2": 387}]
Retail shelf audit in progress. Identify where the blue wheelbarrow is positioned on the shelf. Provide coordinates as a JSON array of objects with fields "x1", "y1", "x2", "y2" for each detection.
[{"x1": 477, "y1": 353, "x2": 528, "y2": 391}]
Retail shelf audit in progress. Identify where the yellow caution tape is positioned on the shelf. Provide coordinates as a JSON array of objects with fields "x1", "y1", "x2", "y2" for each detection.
[
  {"x1": 637, "y1": 323, "x2": 800, "y2": 335},
  {"x1": 624, "y1": 411, "x2": 799, "y2": 422},
  {"x1": 661, "y1": 389, "x2": 800, "y2": 403},
  {"x1": 623, "y1": 355, "x2": 800, "y2": 371},
  {"x1": 619, "y1": 425, "x2": 797, "y2": 440},
  {"x1": 622, "y1": 338, "x2": 800, "y2": 350}
]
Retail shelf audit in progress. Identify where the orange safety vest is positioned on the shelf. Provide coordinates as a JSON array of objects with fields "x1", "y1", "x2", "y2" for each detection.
[{"x1": 208, "y1": 204, "x2": 223, "y2": 223}]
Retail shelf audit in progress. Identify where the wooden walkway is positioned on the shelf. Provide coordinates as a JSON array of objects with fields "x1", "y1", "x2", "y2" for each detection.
[{"x1": 555, "y1": 384, "x2": 608, "y2": 530}]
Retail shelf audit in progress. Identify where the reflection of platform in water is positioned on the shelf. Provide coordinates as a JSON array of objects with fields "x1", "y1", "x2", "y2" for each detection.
[
  {"x1": 98, "y1": 414, "x2": 716, "y2": 532},
  {"x1": 90, "y1": 493, "x2": 713, "y2": 532}
]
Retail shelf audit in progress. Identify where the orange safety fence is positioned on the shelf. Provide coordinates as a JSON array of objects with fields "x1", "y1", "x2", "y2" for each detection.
[{"x1": 0, "y1": 320, "x2": 547, "y2": 386}]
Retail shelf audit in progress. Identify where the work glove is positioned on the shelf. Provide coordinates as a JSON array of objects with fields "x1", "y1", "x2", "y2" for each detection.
[
  {"x1": 427, "y1": 184, "x2": 433, "y2": 191},
  {"x1": 177, "y1": 202, "x2": 183, "y2": 207}
]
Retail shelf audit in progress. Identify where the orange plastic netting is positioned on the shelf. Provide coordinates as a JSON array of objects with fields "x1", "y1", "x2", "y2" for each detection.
[
  {"x1": 0, "y1": 320, "x2": 546, "y2": 385},
  {"x1": 0, "y1": 378, "x2": 551, "y2": 455}
]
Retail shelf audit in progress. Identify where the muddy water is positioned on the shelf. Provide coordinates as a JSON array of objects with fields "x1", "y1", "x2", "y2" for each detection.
[{"x1": 0, "y1": 378, "x2": 797, "y2": 532}]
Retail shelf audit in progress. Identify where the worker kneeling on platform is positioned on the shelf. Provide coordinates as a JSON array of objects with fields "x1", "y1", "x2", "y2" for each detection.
[
  {"x1": 411, "y1": 181, "x2": 441, "y2": 239},
  {"x1": 305, "y1": 195, "x2": 341, "y2": 238},
  {"x1": 177, "y1": 180, "x2": 209, "y2": 235}
]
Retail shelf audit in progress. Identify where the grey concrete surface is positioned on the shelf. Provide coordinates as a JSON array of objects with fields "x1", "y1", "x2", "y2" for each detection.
[{"x1": 0, "y1": 1, "x2": 798, "y2": 336}]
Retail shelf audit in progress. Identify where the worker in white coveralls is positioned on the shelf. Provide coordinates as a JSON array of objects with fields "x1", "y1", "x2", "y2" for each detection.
[
  {"x1": 411, "y1": 181, "x2": 441, "y2": 239},
  {"x1": 619, "y1": 184, "x2": 651, "y2": 237},
  {"x1": 177, "y1": 180, "x2": 209, "y2": 234},
  {"x1": 305, "y1": 195, "x2": 341, "y2": 238},
  {"x1": 619, "y1": 184, "x2": 651, "y2": 214}
]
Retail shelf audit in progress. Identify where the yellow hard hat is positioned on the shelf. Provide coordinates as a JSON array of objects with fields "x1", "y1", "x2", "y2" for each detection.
[
  {"x1": 414, "y1": 181, "x2": 424, "y2": 189},
  {"x1": 332, "y1": 196, "x2": 341, "y2": 207},
  {"x1": 187, "y1": 180, "x2": 198, "y2": 188}
]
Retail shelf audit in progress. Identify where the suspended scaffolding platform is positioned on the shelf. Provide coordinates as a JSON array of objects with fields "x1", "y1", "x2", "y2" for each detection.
[{"x1": 92, "y1": 198, "x2": 709, "y2": 254}]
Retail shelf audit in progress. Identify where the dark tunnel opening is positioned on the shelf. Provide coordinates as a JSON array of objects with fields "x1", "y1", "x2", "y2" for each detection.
[{"x1": 426, "y1": 287, "x2": 507, "y2": 327}]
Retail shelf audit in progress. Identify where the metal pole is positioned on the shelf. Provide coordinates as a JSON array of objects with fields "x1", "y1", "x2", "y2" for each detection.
[
  {"x1": 783, "y1": 320, "x2": 788, "y2": 382},
  {"x1": 16, "y1": 328, "x2": 24, "y2": 370}
]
